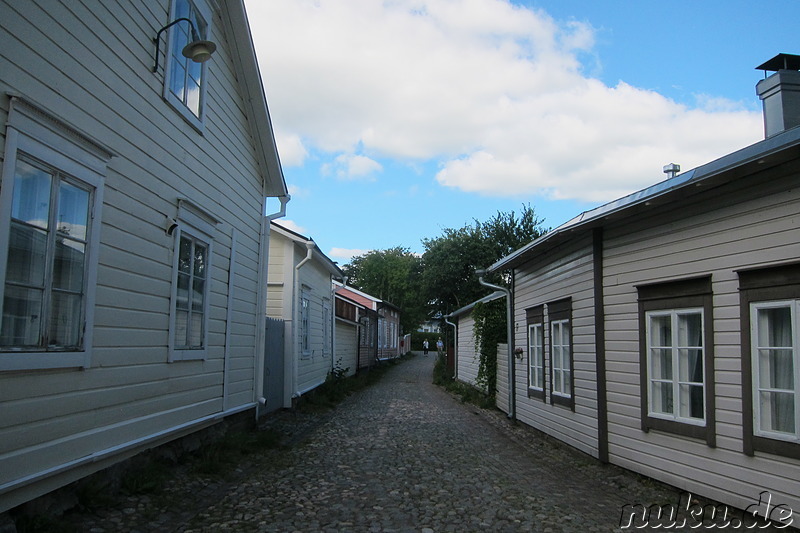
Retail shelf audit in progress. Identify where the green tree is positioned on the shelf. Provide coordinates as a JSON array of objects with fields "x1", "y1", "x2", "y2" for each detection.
[
  {"x1": 421, "y1": 204, "x2": 547, "y2": 318},
  {"x1": 342, "y1": 247, "x2": 426, "y2": 334}
]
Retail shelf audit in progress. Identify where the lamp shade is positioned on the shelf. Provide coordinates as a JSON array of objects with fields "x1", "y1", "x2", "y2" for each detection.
[{"x1": 182, "y1": 40, "x2": 217, "y2": 63}]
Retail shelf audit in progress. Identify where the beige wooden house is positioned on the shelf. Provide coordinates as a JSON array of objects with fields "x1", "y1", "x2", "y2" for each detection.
[
  {"x1": 0, "y1": 0, "x2": 287, "y2": 511},
  {"x1": 266, "y1": 222, "x2": 343, "y2": 407},
  {"x1": 489, "y1": 55, "x2": 800, "y2": 523}
]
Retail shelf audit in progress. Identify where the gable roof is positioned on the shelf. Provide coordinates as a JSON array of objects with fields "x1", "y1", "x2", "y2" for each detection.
[
  {"x1": 270, "y1": 221, "x2": 343, "y2": 278},
  {"x1": 220, "y1": 0, "x2": 287, "y2": 198},
  {"x1": 488, "y1": 125, "x2": 800, "y2": 272}
]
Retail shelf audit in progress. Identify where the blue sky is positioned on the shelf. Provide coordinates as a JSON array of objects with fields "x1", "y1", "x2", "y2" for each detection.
[{"x1": 247, "y1": 0, "x2": 800, "y2": 264}]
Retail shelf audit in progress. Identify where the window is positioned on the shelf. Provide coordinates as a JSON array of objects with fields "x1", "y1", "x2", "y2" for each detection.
[
  {"x1": 322, "y1": 298, "x2": 331, "y2": 357},
  {"x1": 548, "y1": 299, "x2": 573, "y2": 409},
  {"x1": 300, "y1": 287, "x2": 310, "y2": 357},
  {"x1": 751, "y1": 302, "x2": 797, "y2": 438},
  {"x1": 645, "y1": 309, "x2": 705, "y2": 423},
  {"x1": 168, "y1": 200, "x2": 216, "y2": 361},
  {"x1": 0, "y1": 97, "x2": 109, "y2": 371},
  {"x1": 637, "y1": 276, "x2": 715, "y2": 445},
  {"x1": 163, "y1": 0, "x2": 213, "y2": 128},
  {"x1": 739, "y1": 262, "x2": 800, "y2": 459},
  {"x1": 526, "y1": 305, "x2": 545, "y2": 400}
]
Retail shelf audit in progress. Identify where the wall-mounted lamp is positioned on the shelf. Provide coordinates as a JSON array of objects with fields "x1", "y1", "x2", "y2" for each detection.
[{"x1": 152, "y1": 17, "x2": 216, "y2": 73}]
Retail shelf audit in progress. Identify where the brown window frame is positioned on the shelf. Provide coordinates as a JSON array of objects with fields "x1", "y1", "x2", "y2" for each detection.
[
  {"x1": 548, "y1": 298, "x2": 574, "y2": 410},
  {"x1": 637, "y1": 276, "x2": 716, "y2": 447},
  {"x1": 738, "y1": 262, "x2": 800, "y2": 459}
]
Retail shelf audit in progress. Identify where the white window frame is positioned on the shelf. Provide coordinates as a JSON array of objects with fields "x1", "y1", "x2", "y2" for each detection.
[
  {"x1": 751, "y1": 300, "x2": 800, "y2": 442},
  {"x1": 645, "y1": 308, "x2": 706, "y2": 426},
  {"x1": 551, "y1": 319, "x2": 571, "y2": 398},
  {"x1": 528, "y1": 323, "x2": 544, "y2": 391},
  {"x1": 163, "y1": 0, "x2": 213, "y2": 130},
  {"x1": 168, "y1": 200, "x2": 216, "y2": 362},
  {"x1": 322, "y1": 297, "x2": 331, "y2": 357},
  {"x1": 0, "y1": 97, "x2": 109, "y2": 371}
]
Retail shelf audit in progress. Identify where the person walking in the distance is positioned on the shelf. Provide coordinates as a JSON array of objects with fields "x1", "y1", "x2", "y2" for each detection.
[
  {"x1": 436, "y1": 337, "x2": 444, "y2": 358},
  {"x1": 423, "y1": 339, "x2": 429, "y2": 356}
]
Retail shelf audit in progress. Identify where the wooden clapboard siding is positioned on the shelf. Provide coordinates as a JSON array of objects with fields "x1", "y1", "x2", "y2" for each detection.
[
  {"x1": 296, "y1": 258, "x2": 334, "y2": 395},
  {"x1": 0, "y1": 0, "x2": 279, "y2": 510},
  {"x1": 512, "y1": 233, "x2": 599, "y2": 458},
  {"x1": 456, "y1": 313, "x2": 480, "y2": 388},
  {"x1": 335, "y1": 321, "x2": 358, "y2": 377},
  {"x1": 603, "y1": 170, "x2": 800, "y2": 514},
  {"x1": 495, "y1": 344, "x2": 509, "y2": 414}
]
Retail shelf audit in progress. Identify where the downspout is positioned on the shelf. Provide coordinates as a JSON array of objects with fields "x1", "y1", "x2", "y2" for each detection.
[
  {"x1": 443, "y1": 315, "x2": 457, "y2": 380},
  {"x1": 476, "y1": 269, "x2": 515, "y2": 420},
  {"x1": 293, "y1": 239, "x2": 315, "y2": 400},
  {"x1": 255, "y1": 195, "x2": 290, "y2": 416}
]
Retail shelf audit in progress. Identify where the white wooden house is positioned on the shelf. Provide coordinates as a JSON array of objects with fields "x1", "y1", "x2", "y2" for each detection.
[
  {"x1": 0, "y1": 0, "x2": 288, "y2": 511},
  {"x1": 266, "y1": 222, "x2": 343, "y2": 407},
  {"x1": 447, "y1": 291, "x2": 505, "y2": 390},
  {"x1": 487, "y1": 55, "x2": 800, "y2": 522}
]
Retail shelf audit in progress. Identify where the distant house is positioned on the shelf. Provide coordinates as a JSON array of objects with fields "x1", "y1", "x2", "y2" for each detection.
[
  {"x1": 266, "y1": 222, "x2": 343, "y2": 407},
  {"x1": 334, "y1": 282, "x2": 402, "y2": 368},
  {"x1": 487, "y1": 55, "x2": 800, "y2": 522},
  {"x1": 447, "y1": 291, "x2": 505, "y2": 389},
  {"x1": 0, "y1": 0, "x2": 287, "y2": 512},
  {"x1": 334, "y1": 290, "x2": 366, "y2": 377}
]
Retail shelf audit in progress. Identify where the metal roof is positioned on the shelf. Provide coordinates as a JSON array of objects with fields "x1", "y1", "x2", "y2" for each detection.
[
  {"x1": 488, "y1": 124, "x2": 800, "y2": 273},
  {"x1": 446, "y1": 291, "x2": 507, "y2": 318},
  {"x1": 756, "y1": 53, "x2": 800, "y2": 72}
]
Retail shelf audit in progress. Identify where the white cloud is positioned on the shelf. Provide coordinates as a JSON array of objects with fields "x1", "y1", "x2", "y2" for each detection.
[
  {"x1": 275, "y1": 219, "x2": 307, "y2": 236},
  {"x1": 247, "y1": 0, "x2": 762, "y2": 203},
  {"x1": 321, "y1": 153, "x2": 383, "y2": 180},
  {"x1": 274, "y1": 132, "x2": 308, "y2": 167},
  {"x1": 328, "y1": 247, "x2": 370, "y2": 263}
]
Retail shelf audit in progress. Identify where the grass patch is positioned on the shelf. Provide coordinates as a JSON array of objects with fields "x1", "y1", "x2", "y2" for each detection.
[
  {"x1": 433, "y1": 354, "x2": 495, "y2": 409},
  {"x1": 191, "y1": 428, "x2": 286, "y2": 476}
]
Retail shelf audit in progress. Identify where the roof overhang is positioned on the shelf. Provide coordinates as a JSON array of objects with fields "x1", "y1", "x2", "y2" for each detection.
[
  {"x1": 220, "y1": 0, "x2": 288, "y2": 198},
  {"x1": 271, "y1": 222, "x2": 344, "y2": 278}
]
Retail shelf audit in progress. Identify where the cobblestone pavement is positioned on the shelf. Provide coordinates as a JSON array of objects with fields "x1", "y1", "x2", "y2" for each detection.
[{"x1": 60, "y1": 354, "x2": 776, "y2": 532}]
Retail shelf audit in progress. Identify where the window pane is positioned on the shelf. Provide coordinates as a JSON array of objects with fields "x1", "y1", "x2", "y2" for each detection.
[
  {"x1": 677, "y1": 312, "x2": 702, "y2": 347},
  {"x1": 651, "y1": 348, "x2": 673, "y2": 380},
  {"x1": 178, "y1": 236, "x2": 192, "y2": 274},
  {"x1": 175, "y1": 0, "x2": 190, "y2": 20},
  {"x1": 193, "y1": 242, "x2": 207, "y2": 278},
  {"x1": 650, "y1": 314, "x2": 672, "y2": 347},
  {"x1": 0, "y1": 285, "x2": 43, "y2": 346},
  {"x1": 49, "y1": 291, "x2": 82, "y2": 347},
  {"x1": 561, "y1": 323, "x2": 570, "y2": 345},
  {"x1": 53, "y1": 240, "x2": 85, "y2": 292},
  {"x1": 758, "y1": 306, "x2": 792, "y2": 348},
  {"x1": 651, "y1": 381, "x2": 674, "y2": 415},
  {"x1": 186, "y1": 83, "x2": 201, "y2": 117},
  {"x1": 192, "y1": 279, "x2": 205, "y2": 311},
  {"x1": 11, "y1": 159, "x2": 51, "y2": 229},
  {"x1": 6, "y1": 223, "x2": 47, "y2": 286},
  {"x1": 759, "y1": 348, "x2": 794, "y2": 390},
  {"x1": 190, "y1": 311, "x2": 203, "y2": 348},
  {"x1": 56, "y1": 180, "x2": 89, "y2": 240},
  {"x1": 760, "y1": 391, "x2": 795, "y2": 434},
  {"x1": 679, "y1": 348, "x2": 703, "y2": 383},
  {"x1": 679, "y1": 384, "x2": 704, "y2": 419},
  {"x1": 170, "y1": 58, "x2": 187, "y2": 101},
  {"x1": 176, "y1": 272, "x2": 190, "y2": 310},
  {"x1": 175, "y1": 308, "x2": 188, "y2": 347}
]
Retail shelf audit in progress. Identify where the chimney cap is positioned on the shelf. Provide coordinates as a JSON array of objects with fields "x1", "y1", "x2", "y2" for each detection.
[{"x1": 756, "y1": 53, "x2": 800, "y2": 73}]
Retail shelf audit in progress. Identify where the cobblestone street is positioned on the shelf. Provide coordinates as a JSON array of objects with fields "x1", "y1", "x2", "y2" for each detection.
[{"x1": 63, "y1": 354, "x2": 733, "y2": 532}]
